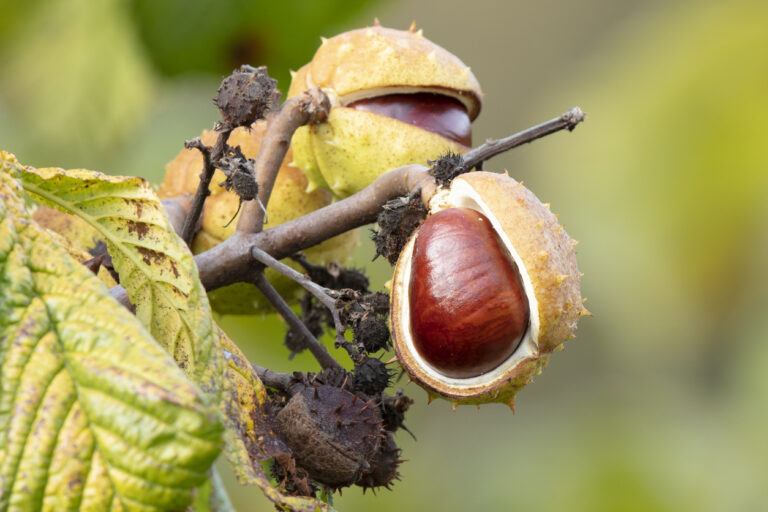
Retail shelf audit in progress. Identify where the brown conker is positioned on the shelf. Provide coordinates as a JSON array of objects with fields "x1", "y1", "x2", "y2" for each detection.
[
  {"x1": 409, "y1": 208, "x2": 529, "y2": 378},
  {"x1": 349, "y1": 93, "x2": 472, "y2": 147},
  {"x1": 390, "y1": 171, "x2": 588, "y2": 409}
]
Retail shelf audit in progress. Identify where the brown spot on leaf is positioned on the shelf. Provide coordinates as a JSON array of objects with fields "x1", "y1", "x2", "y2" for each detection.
[
  {"x1": 136, "y1": 246, "x2": 165, "y2": 266},
  {"x1": 124, "y1": 220, "x2": 150, "y2": 239}
]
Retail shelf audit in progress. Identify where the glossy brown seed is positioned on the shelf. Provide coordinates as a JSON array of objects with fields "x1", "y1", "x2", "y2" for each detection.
[
  {"x1": 349, "y1": 93, "x2": 472, "y2": 147},
  {"x1": 409, "y1": 208, "x2": 529, "y2": 378}
]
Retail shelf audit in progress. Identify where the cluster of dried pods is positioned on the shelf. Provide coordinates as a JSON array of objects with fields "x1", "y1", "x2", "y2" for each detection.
[{"x1": 153, "y1": 22, "x2": 588, "y2": 497}]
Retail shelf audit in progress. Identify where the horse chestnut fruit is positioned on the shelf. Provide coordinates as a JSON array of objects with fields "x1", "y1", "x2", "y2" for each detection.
[
  {"x1": 390, "y1": 172, "x2": 589, "y2": 409},
  {"x1": 287, "y1": 24, "x2": 482, "y2": 197},
  {"x1": 409, "y1": 208, "x2": 529, "y2": 378}
]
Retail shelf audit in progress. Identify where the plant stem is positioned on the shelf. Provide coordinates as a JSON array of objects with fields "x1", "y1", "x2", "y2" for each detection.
[
  {"x1": 236, "y1": 88, "x2": 330, "y2": 234},
  {"x1": 252, "y1": 272, "x2": 342, "y2": 371},
  {"x1": 181, "y1": 128, "x2": 232, "y2": 244},
  {"x1": 462, "y1": 107, "x2": 585, "y2": 169}
]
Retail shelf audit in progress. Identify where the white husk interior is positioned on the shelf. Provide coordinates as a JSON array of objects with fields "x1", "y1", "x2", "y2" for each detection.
[{"x1": 398, "y1": 181, "x2": 540, "y2": 388}]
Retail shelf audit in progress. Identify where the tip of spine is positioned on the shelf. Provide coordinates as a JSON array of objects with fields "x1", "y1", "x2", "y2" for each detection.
[
  {"x1": 451, "y1": 402, "x2": 458, "y2": 411},
  {"x1": 409, "y1": 20, "x2": 417, "y2": 32},
  {"x1": 373, "y1": 18, "x2": 381, "y2": 26},
  {"x1": 506, "y1": 399, "x2": 516, "y2": 413},
  {"x1": 416, "y1": 28, "x2": 424, "y2": 38}
]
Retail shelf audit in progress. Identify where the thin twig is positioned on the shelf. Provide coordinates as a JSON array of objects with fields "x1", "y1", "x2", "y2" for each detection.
[
  {"x1": 180, "y1": 128, "x2": 233, "y2": 245},
  {"x1": 249, "y1": 363, "x2": 294, "y2": 391},
  {"x1": 194, "y1": 164, "x2": 431, "y2": 292},
  {"x1": 236, "y1": 88, "x2": 330, "y2": 234},
  {"x1": 250, "y1": 248, "x2": 359, "y2": 359},
  {"x1": 251, "y1": 248, "x2": 338, "y2": 309},
  {"x1": 252, "y1": 272, "x2": 342, "y2": 371},
  {"x1": 110, "y1": 108, "x2": 585, "y2": 309},
  {"x1": 462, "y1": 107, "x2": 585, "y2": 169}
]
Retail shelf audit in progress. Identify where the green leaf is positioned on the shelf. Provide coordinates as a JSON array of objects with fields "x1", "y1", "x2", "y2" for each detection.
[
  {"x1": 217, "y1": 329, "x2": 335, "y2": 512},
  {"x1": 12, "y1": 157, "x2": 221, "y2": 400},
  {"x1": 0, "y1": 153, "x2": 222, "y2": 511}
]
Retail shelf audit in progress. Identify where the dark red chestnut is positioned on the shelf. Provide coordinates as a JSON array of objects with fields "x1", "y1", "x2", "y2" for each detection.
[
  {"x1": 349, "y1": 93, "x2": 472, "y2": 147},
  {"x1": 408, "y1": 208, "x2": 529, "y2": 378},
  {"x1": 390, "y1": 172, "x2": 586, "y2": 408}
]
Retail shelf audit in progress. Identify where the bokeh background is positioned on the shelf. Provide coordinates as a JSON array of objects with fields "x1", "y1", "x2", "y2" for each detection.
[{"x1": 2, "y1": 0, "x2": 767, "y2": 510}]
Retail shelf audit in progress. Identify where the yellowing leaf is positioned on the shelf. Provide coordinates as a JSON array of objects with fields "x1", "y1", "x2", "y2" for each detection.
[
  {"x1": 217, "y1": 328, "x2": 335, "y2": 512},
  {"x1": 9, "y1": 156, "x2": 220, "y2": 400},
  {"x1": 0, "y1": 154, "x2": 222, "y2": 511}
]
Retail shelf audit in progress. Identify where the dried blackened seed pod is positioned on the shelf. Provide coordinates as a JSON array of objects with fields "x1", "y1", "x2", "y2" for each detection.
[
  {"x1": 380, "y1": 390, "x2": 414, "y2": 434},
  {"x1": 352, "y1": 357, "x2": 393, "y2": 396},
  {"x1": 217, "y1": 145, "x2": 258, "y2": 201},
  {"x1": 355, "y1": 433, "x2": 402, "y2": 492},
  {"x1": 428, "y1": 152, "x2": 466, "y2": 187},
  {"x1": 314, "y1": 367, "x2": 350, "y2": 389},
  {"x1": 353, "y1": 315, "x2": 391, "y2": 353},
  {"x1": 273, "y1": 385, "x2": 384, "y2": 489},
  {"x1": 284, "y1": 293, "x2": 325, "y2": 357},
  {"x1": 361, "y1": 292, "x2": 390, "y2": 316},
  {"x1": 332, "y1": 264, "x2": 371, "y2": 293},
  {"x1": 372, "y1": 190, "x2": 428, "y2": 264},
  {"x1": 292, "y1": 254, "x2": 371, "y2": 293},
  {"x1": 215, "y1": 65, "x2": 277, "y2": 128},
  {"x1": 228, "y1": 165, "x2": 258, "y2": 201}
]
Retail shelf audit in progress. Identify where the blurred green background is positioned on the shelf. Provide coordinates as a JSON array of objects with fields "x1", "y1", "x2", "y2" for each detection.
[{"x1": 2, "y1": 0, "x2": 767, "y2": 510}]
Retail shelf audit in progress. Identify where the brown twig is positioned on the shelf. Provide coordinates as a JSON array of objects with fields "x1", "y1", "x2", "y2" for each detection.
[
  {"x1": 250, "y1": 248, "x2": 359, "y2": 360},
  {"x1": 180, "y1": 129, "x2": 232, "y2": 244},
  {"x1": 195, "y1": 163, "x2": 431, "y2": 292},
  {"x1": 250, "y1": 363, "x2": 294, "y2": 391},
  {"x1": 111, "y1": 107, "x2": 585, "y2": 310},
  {"x1": 236, "y1": 88, "x2": 330, "y2": 234},
  {"x1": 252, "y1": 272, "x2": 343, "y2": 371},
  {"x1": 462, "y1": 107, "x2": 585, "y2": 169}
]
